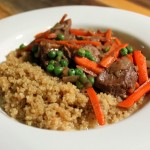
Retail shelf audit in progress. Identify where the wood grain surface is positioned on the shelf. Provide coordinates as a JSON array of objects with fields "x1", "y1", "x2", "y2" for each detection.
[{"x1": 0, "y1": 0, "x2": 149, "y2": 19}]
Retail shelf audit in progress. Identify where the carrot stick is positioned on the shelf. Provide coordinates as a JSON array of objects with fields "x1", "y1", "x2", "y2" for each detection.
[
  {"x1": 34, "y1": 39, "x2": 81, "y2": 49},
  {"x1": 55, "y1": 40, "x2": 101, "y2": 47},
  {"x1": 104, "y1": 41, "x2": 112, "y2": 47},
  {"x1": 133, "y1": 50, "x2": 148, "y2": 85},
  {"x1": 74, "y1": 56, "x2": 103, "y2": 74},
  {"x1": 105, "y1": 29, "x2": 112, "y2": 41},
  {"x1": 55, "y1": 40, "x2": 80, "y2": 49},
  {"x1": 100, "y1": 43, "x2": 128, "y2": 68},
  {"x1": 34, "y1": 38, "x2": 45, "y2": 43},
  {"x1": 70, "y1": 29, "x2": 88, "y2": 36},
  {"x1": 45, "y1": 33, "x2": 57, "y2": 39},
  {"x1": 23, "y1": 43, "x2": 34, "y2": 51},
  {"x1": 114, "y1": 38, "x2": 122, "y2": 45},
  {"x1": 118, "y1": 78, "x2": 150, "y2": 108},
  {"x1": 104, "y1": 41, "x2": 118, "y2": 56},
  {"x1": 135, "y1": 82, "x2": 140, "y2": 89},
  {"x1": 70, "y1": 29, "x2": 96, "y2": 36},
  {"x1": 35, "y1": 32, "x2": 45, "y2": 39},
  {"x1": 34, "y1": 38, "x2": 100, "y2": 49},
  {"x1": 35, "y1": 31, "x2": 57, "y2": 39},
  {"x1": 72, "y1": 40, "x2": 101, "y2": 47},
  {"x1": 35, "y1": 31, "x2": 49, "y2": 39},
  {"x1": 87, "y1": 87, "x2": 105, "y2": 125}
]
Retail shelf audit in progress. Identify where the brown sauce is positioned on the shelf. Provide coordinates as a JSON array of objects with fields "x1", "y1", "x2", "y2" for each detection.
[
  {"x1": 113, "y1": 30, "x2": 150, "y2": 59},
  {"x1": 85, "y1": 26, "x2": 150, "y2": 59}
]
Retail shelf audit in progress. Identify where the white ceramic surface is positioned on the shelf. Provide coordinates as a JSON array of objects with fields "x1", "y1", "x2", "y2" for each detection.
[{"x1": 0, "y1": 6, "x2": 150, "y2": 150}]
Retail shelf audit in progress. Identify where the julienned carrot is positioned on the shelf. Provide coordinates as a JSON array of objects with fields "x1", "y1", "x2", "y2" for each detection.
[
  {"x1": 70, "y1": 29, "x2": 88, "y2": 36},
  {"x1": 72, "y1": 40, "x2": 101, "y2": 46},
  {"x1": 55, "y1": 40, "x2": 101, "y2": 47},
  {"x1": 35, "y1": 31, "x2": 57, "y2": 39},
  {"x1": 35, "y1": 32, "x2": 45, "y2": 39},
  {"x1": 74, "y1": 56, "x2": 103, "y2": 74},
  {"x1": 45, "y1": 33, "x2": 57, "y2": 39},
  {"x1": 104, "y1": 41, "x2": 118, "y2": 56},
  {"x1": 118, "y1": 78, "x2": 150, "y2": 108},
  {"x1": 43, "y1": 38, "x2": 101, "y2": 47},
  {"x1": 35, "y1": 31, "x2": 49, "y2": 39},
  {"x1": 23, "y1": 43, "x2": 34, "y2": 51},
  {"x1": 100, "y1": 56, "x2": 115, "y2": 68},
  {"x1": 133, "y1": 50, "x2": 148, "y2": 85},
  {"x1": 105, "y1": 29, "x2": 112, "y2": 41},
  {"x1": 95, "y1": 33, "x2": 105, "y2": 37},
  {"x1": 87, "y1": 87, "x2": 105, "y2": 125},
  {"x1": 56, "y1": 41, "x2": 80, "y2": 49},
  {"x1": 114, "y1": 38, "x2": 122, "y2": 45},
  {"x1": 34, "y1": 39, "x2": 81, "y2": 49},
  {"x1": 135, "y1": 82, "x2": 140, "y2": 89},
  {"x1": 100, "y1": 43, "x2": 128, "y2": 68}
]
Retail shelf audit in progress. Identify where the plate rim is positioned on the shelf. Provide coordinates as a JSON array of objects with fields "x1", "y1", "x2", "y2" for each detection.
[{"x1": 0, "y1": 5, "x2": 150, "y2": 150}]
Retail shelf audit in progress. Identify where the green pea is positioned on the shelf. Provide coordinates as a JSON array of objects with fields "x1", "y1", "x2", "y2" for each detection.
[
  {"x1": 88, "y1": 76, "x2": 95, "y2": 85},
  {"x1": 85, "y1": 50, "x2": 96, "y2": 61},
  {"x1": 79, "y1": 73, "x2": 88, "y2": 84},
  {"x1": 88, "y1": 55, "x2": 96, "y2": 61},
  {"x1": 56, "y1": 33, "x2": 65, "y2": 40},
  {"x1": 126, "y1": 45, "x2": 133, "y2": 53},
  {"x1": 77, "y1": 48, "x2": 85, "y2": 57},
  {"x1": 56, "y1": 50, "x2": 63, "y2": 57},
  {"x1": 46, "y1": 64, "x2": 54, "y2": 72},
  {"x1": 54, "y1": 66, "x2": 63, "y2": 76},
  {"x1": 120, "y1": 48, "x2": 128, "y2": 56},
  {"x1": 104, "y1": 47, "x2": 110, "y2": 53},
  {"x1": 32, "y1": 45, "x2": 39, "y2": 53},
  {"x1": 56, "y1": 56, "x2": 62, "y2": 61},
  {"x1": 68, "y1": 69, "x2": 75, "y2": 76},
  {"x1": 48, "y1": 50, "x2": 57, "y2": 59},
  {"x1": 60, "y1": 59, "x2": 68, "y2": 67},
  {"x1": 75, "y1": 68, "x2": 83, "y2": 75},
  {"x1": 85, "y1": 50, "x2": 92, "y2": 58},
  {"x1": 76, "y1": 81, "x2": 84, "y2": 89},
  {"x1": 19, "y1": 43, "x2": 26, "y2": 49},
  {"x1": 48, "y1": 60, "x2": 55, "y2": 65}
]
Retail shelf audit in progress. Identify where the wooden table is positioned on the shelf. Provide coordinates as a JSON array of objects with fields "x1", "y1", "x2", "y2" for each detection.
[{"x1": 0, "y1": 0, "x2": 150, "y2": 19}]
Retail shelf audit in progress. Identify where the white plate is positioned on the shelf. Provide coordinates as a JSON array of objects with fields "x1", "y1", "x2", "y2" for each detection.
[{"x1": 0, "y1": 6, "x2": 150, "y2": 150}]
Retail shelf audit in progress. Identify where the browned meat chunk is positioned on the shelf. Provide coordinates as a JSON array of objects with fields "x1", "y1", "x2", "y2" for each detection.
[
  {"x1": 94, "y1": 57, "x2": 138, "y2": 98},
  {"x1": 37, "y1": 18, "x2": 77, "y2": 68},
  {"x1": 38, "y1": 41, "x2": 60, "y2": 67},
  {"x1": 52, "y1": 19, "x2": 75, "y2": 40}
]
